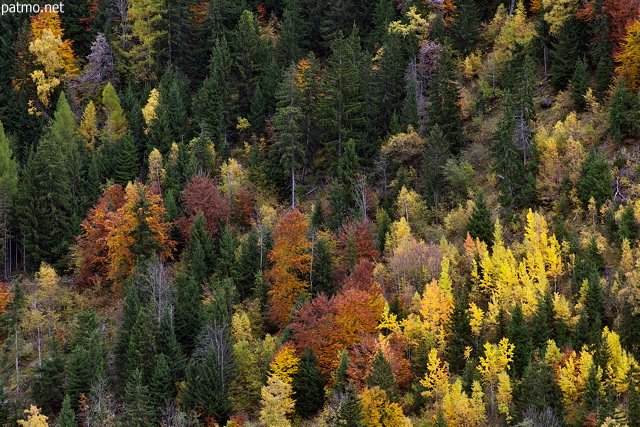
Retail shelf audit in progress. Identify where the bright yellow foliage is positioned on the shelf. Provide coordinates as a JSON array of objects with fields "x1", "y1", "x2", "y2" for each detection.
[
  {"x1": 17, "y1": 406, "x2": 48, "y2": 427},
  {"x1": 468, "y1": 302, "x2": 484, "y2": 337},
  {"x1": 259, "y1": 373, "x2": 294, "y2": 427},
  {"x1": 478, "y1": 338, "x2": 514, "y2": 386},
  {"x1": 269, "y1": 343, "x2": 299, "y2": 385},
  {"x1": 421, "y1": 349, "x2": 450, "y2": 403},
  {"x1": 542, "y1": 0, "x2": 579, "y2": 35},
  {"x1": 556, "y1": 348, "x2": 598, "y2": 424},
  {"x1": 360, "y1": 387, "x2": 409, "y2": 427},
  {"x1": 79, "y1": 101, "x2": 98, "y2": 149},
  {"x1": 601, "y1": 327, "x2": 634, "y2": 394},
  {"x1": 441, "y1": 379, "x2": 486, "y2": 426},
  {"x1": 385, "y1": 217, "x2": 412, "y2": 253},
  {"x1": 142, "y1": 88, "x2": 160, "y2": 133}
]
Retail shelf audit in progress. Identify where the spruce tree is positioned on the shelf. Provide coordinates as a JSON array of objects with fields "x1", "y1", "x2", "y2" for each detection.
[
  {"x1": 609, "y1": 78, "x2": 637, "y2": 144},
  {"x1": 237, "y1": 229, "x2": 261, "y2": 299},
  {"x1": 113, "y1": 132, "x2": 139, "y2": 186},
  {"x1": 0, "y1": 121, "x2": 18, "y2": 279},
  {"x1": 292, "y1": 349, "x2": 326, "y2": 419},
  {"x1": 155, "y1": 308, "x2": 185, "y2": 383},
  {"x1": 570, "y1": 57, "x2": 589, "y2": 112},
  {"x1": 336, "y1": 382, "x2": 364, "y2": 427},
  {"x1": 186, "y1": 212, "x2": 216, "y2": 285},
  {"x1": 123, "y1": 308, "x2": 157, "y2": 383},
  {"x1": 58, "y1": 394, "x2": 77, "y2": 427},
  {"x1": 31, "y1": 340, "x2": 66, "y2": 415},
  {"x1": 450, "y1": 0, "x2": 480, "y2": 56},
  {"x1": 312, "y1": 237, "x2": 335, "y2": 296},
  {"x1": 619, "y1": 205, "x2": 639, "y2": 245},
  {"x1": 311, "y1": 199, "x2": 325, "y2": 231},
  {"x1": 465, "y1": 193, "x2": 493, "y2": 246},
  {"x1": 333, "y1": 349, "x2": 350, "y2": 395},
  {"x1": 122, "y1": 368, "x2": 155, "y2": 427},
  {"x1": 376, "y1": 208, "x2": 391, "y2": 254},
  {"x1": 508, "y1": 302, "x2": 533, "y2": 379},
  {"x1": 365, "y1": 349, "x2": 397, "y2": 401},
  {"x1": 216, "y1": 223, "x2": 238, "y2": 281},
  {"x1": 531, "y1": 292, "x2": 555, "y2": 350},
  {"x1": 65, "y1": 347, "x2": 92, "y2": 410},
  {"x1": 577, "y1": 148, "x2": 612, "y2": 210},
  {"x1": 516, "y1": 357, "x2": 563, "y2": 418},
  {"x1": 549, "y1": 17, "x2": 588, "y2": 91},
  {"x1": 149, "y1": 354, "x2": 173, "y2": 413},
  {"x1": 175, "y1": 271, "x2": 204, "y2": 356}
]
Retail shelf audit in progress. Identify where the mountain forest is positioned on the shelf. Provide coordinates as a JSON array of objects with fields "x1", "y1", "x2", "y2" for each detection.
[{"x1": 3, "y1": 0, "x2": 640, "y2": 425}]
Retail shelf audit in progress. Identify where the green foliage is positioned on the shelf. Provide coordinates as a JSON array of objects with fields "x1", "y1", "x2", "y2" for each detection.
[
  {"x1": 122, "y1": 368, "x2": 155, "y2": 427},
  {"x1": 365, "y1": 349, "x2": 397, "y2": 401},
  {"x1": 549, "y1": 17, "x2": 588, "y2": 91},
  {"x1": 174, "y1": 271, "x2": 204, "y2": 356},
  {"x1": 292, "y1": 348, "x2": 326, "y2": 419},
  {"x1": 31, "y1": 341, "x2": 65, "y2": 415},
  {"x1": 516, "y1": 356, "x2": 563, "y2": 419},
  {"x1": 58, "y1": 394, "x2": 77, "y2": 427},
  {"x1": 508, "y1": 302, "x2": 532, "y2": 379},
  {"x1": 312, "y1": 237, "x2": 335, "y2": 296},
  {"x1": 619, "y1": 205, "x2": 639, "y2": 245},
  {"x1": 577, "y1": 148, "x2": 612, "y2": 210},
  {"x1": 570, "y1": 57, "x2": 589, "y2": 112},
  {"x1": 609, "y1": 78, "x2": 638, "y2": 144},
  {"x1": 466, "y1": 194, "x2": 493, "y2": 246},
  {"x1": 336, "y1": 382, "x2": 364, "y2": 427}
]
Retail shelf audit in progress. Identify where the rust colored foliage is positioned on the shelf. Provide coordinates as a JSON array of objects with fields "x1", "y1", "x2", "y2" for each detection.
[
  {"x1": 178, "y1": 174, "x2": 231, "y2": 239},
  {"x1": 290, "y1": 288, "x2": 384, "y2": 376},
  {"x1": 106, "y1": 182, "x2": 175, "y2": 288},
  {"x1": 266, "y1": 208, "x2": 311, "y2": 329},
  {"x1": 347, "y1": 335, "x2": 413, "y2": 391},
  {"x1": 29, "y1": 11, "x2": 78, "y2": 75},
  {"x1": 232, "y1": 186, "x2": 256, "y2": 230},
  {"x1": 578, "y1": 0, "x2": 640, "y2": 53},
  {"x1": 75, "y1": 183, "x2": 174, "y2": 293},
  {"x1": 0, "y1": 282, "x2": 10, "y2": 314},
  {"x1": 343, "y1": 259, "x2": 378, "y2": 291},
  {"x1": 74, "y1": 184, "x2": 125, "y2": 288},
  {"x1": 334, "y1": 220, "x2": 379, "y2": 279}
]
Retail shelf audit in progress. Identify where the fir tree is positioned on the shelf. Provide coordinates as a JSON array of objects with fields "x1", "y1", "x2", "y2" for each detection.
[
  {"x1": 549, "y1": 17, "x2": 588, "y2": 91},
  {"x1": 292, "y1": 348, "x2": 326, "y2": 419},
  {"x1": 65, "y1": 347, "x2": 92, "y2": 410},
  {"x1": 450, "y1": 0, "x2": 480, "y2": 56},
  {"x1": 376, "y1": 208, "x2": 391, "y2": 254},
  {"x1": 237, "y1": 230, "x2": 261, "y2": 299},
  {"x1": 531, "y1": 292, "x2": 555, "y2": 350},
  {"x1": 465, "y1": 193, "x2": 493, "y2": 246},
  {"x1": 113, "y1": 132, "x2": 139, "y2": 186},
  {"x1": 31, "y1": 340, "x2": 65, "y2": 415},
  {"x1": 333, "y1": 349, "x2": 350, "y2": 395},
  {"x1": 216, "y1": 223, "x2": 238, "y2": 281},
  {"x1": 149, "y1": 354, "x2": 173, "y2": 414},
  {"x1": 516, "y1": 356, "x2": 563, "y2": 419},
  {"x1": 609, "y1": 78, "x2": 637, "y2": 144},
  {"x1": 174, "y1": 271, "x2": 204, "y2": 356}
]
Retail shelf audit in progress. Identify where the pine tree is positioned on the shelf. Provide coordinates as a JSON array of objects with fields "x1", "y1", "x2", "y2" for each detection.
[
  {"x1": 175, "y1": 271, "x2": 204, "y2": 356},
  {"x1": 57, "y1": 394, "x2": 77, "y2": 427},
  {"x1": 577, "y1": 148, "x2": 612, "y2": 209},
  {"x1": 365, "y1": 349, "x2": 397, "y2": 401},
  {"x1": 122, "y1": 368, "x2": 155, "y2": 427},
  {"x1": 465, "y1": 193, "x2": 493, "y2": 246},
  {"x1": 31, "y1": 340, "x2": 65, "y2": 415},
  {"x1": 113, "y1": 132, "x2": 138, "y2": 186},
  {"x1": 508, "y1": 302, "x2": 533, "y2": 379},
  {"x1": 333, "y1": 349, "x2": 350, "y2": 395},
  {"x1": 65, "y1": 347, "x2": 92, "y2": 410},
  {"x1": 292, "y1": 348, "x2": 326, "y2": 419},
  {"x1": 149, "y1": 354, "x2": 172, "y2": 413},
  {"x1": 217, "y1": 223, "x2": 238, "y2": 280}
]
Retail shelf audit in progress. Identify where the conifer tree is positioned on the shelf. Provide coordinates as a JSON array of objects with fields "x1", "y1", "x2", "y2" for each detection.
[
  {"x1": 122, "y1": 368, "x2": 155, "y2": 427},
  {"x1": 174, "y1": 271, "x2": 204, "y2": 356},
  {"x1": 531, "y1": 292, "x2": 555, "y2": 350},
  {"x1": 31, "y1": 340, "x2": 65, "y2": 415},
  {"x1": 516, "y1": 357, "x2": 563, "y2": 418},
  {"x1": 366, "y1": 349, "x2": 397, "y2": 401},
  {"x1": 57, "y1": 395, "x2": 76, "y2": 427},
  {"x1": 609, "y1": 78, "x2": 637, "y2": 144},
  {"x1": 113, "y1": 132, "x2": 138, "y2": 186},
  {"x1": 65, "y1": 347, "x2": 92, "y2": 410},
  {"x1": 237, "y1": 230, "x2": 261, "y2": 299},
  {"x1": 155, "y1": 308, "x2": 184, "y2": 382},
  {"x1": 577, "y1": 148, "x2": 612, "y2": 209},
  {"x1": 149, "y1": 354, "x2": 172, "y2": 413},
  {"x1": 619, "y1": 205, "x2": 639, "y2": 245},
  {"x1": 549, "y1": 17, "x2": 588, "y2": 91},
  {"x1": 292, "y1": 348, "x2": 326, "y2": 419},
  {"x1": 627, "y1": 364, "x2": 640, "y2": 426},
  {"x1": 333, "y1": 349, "x2": 350, "y2": 395},
  {"x1": 312, "y1": 237, "x2": 335, "y2": 296},
  {"x1": 336, "y1": 382, "x2": 364, "y2": 427},
  {"x1": 508, "y1": 302, "x2": 533, "y2": 379},
  {"x1": 217, "y1": 223, "x2": 238, "y2": 281},
  {"x1": 465, "y1": 194, "x2": 493, "y2": 246},
  {"x1": 101, "y1": 82, "x2": 128, "y2": 142},
  {"x1": 571, "y1": 57, "x2": 589, "y2": 112},
  {"x1": 0, "y1": 122, "x2": 18, "y2": 278}
]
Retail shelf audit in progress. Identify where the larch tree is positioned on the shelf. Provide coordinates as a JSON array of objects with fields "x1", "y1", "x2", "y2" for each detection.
[
  {"x1": 122, "y1": 0, "x2": 167, "y2": 82},
  {"x1": 101, "y1": 83, "x2": 128, "y2": 142},
  {"x1": 266, "y1": 209, "x2": 311, "y2": 329}
]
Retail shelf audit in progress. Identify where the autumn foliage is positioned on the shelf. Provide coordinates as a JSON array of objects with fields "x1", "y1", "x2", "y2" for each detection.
[
  {"x1": 266, "y1": 208, "x2": 311, "y2": 329},
  {"x1": 178, "y1": 174, "x2": 231, "y2": 238}
]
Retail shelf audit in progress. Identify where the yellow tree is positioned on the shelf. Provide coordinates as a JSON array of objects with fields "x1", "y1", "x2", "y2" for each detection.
[
  {"x1": 269, "y1": 343, "x2": 300, "y2": 385},
  {"x1": 259, "y1": 373, "x2": 294, "y2": 427},
  {"x1": 141, "y1": 88, "x2": 160, "y2": 133},
  {"x1": 266, "y1": 209, "x2": 311, "y2": 328},
  {"x1": 616, "y1": 20, "x2": 640, "y2": 92},
  {"x1": 123, "y1": 0, "x2": 167, "y2": 81},
  {"x1": 477, "y1": 338, "x2": 514, "y2": 417},
  {"x1": 17, "y1": 406, "x2": 48, "y2": 427},
  {"x1": 79, "y1": 101, "x2": 98, "y2": 149},
  {"x1": 360, "y1": 387, "x2": 408, "y2": 427},
  {"x1": 420, "y1": 349, "x2": 450, "y2": 404}
]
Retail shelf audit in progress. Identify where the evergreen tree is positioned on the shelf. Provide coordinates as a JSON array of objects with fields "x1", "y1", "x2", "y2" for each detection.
[
  {"x1": 65, "y1": 347, "x2": 92, "y2": 410},
  {"x1": 185, "y1": 211, "x2": 216, "y2": 284},
  {"x1": 589, "y1": 0, "x2": 614, "y2": 101},
  {"x1": 217, "y1": 223, "x2": 238, "y2": 280},
  {"x1": 516, "y1": 356, "x2": 563, "y2": 419},
  {"x1": 425, "y1": 44, "x2": 464, "y2": 154},
  {"x1": 278, "y1": 0, "x2": 308, "y2": 64},
  {"x1": 311, "y1": 199, "x2": 325, "y2": 231},
  {"x1": 31, "y1": 340, "x2": 65, "y2": 415},
  {"x1": 531, "y1": 292, "x2": 555, "y2": 350},
  {"x1": 609, "y1": 78, "x2": 637, "y2": 144},
  {"x1": 574, "y1": 276, "x2": 606, "y2": 348},
  {"x1": 491, "y1": 93, "x2": 537, "y2": 209},
  {"x1": 450, "y1": 0, "x2": 480, "y2": 56},
  {"x1": 123, "y1": 308, "x2": 157, "y2": 384},
  {"x1": 113, "y1": 132, "x2": 139, "y2": 186},
  {"x1": 577, "y1": 148, "x2": 612, "y2": 209},
  {"x1": 237, "y1": 229, "x2": 261, "y2": 299},
  {"x1": 446, "y1": 294, "x2": 473, "y2": 373},
  {"x1": 333, "y1": 349, "x2": 350, "y2": 395},
  {"x1": 0, "y1": 122, "x2": 18, "y2": 279},
  {"x1": 376, "y1": 208, "x2": 391, "y2": 254},
  {"x1": 465, "y1": 193, "x2": 493, "y2": 246},
  {"x1": 628, "y1": 364, "x2": 640, "y2": 427},
  {"x1": 155, "y1": 308, "x2": 185, "y2": 383},
  {"x1": 292, "y1": 348, "x2": 326, "y2": 419},
  {"x1": 149, "y1": 354, "x2": 173, "y2": 413},
  {"x1": 365, "y1": 349, "x2": 397, "y2": 401},
  {"x1": 183, "y1": 323, "x2": 234, "y2": 424},
  {"x1": 312, "y1": 237, "x2": 335, "y2": 296},
  {"x1": 571, "y1": 57, "x2": 589, "y2": 112},
  {"x1": 58, "y1": 394, "x2": 77, "y2": 427},
  {"x1": 549, "y1": 17, "x2": 589, "y2": 91},
  {"x1": 122, "y1": 368, "x2": 155, "y2": 427},
  {"x1": 582, "y1": 363, "x2": 604, "y2": 420},
  {"x1": 175, "y1": 271, "x2": 204, "y2": 356},
  {"x1": 619, "y1": 205, "x2": 639, "y2": 245},
  {"x1": 508, "y1": 302, "x2": 533, "y2": 379},
  {"x1": 336, "y1": 382, "x2": 364, "y2": 427}
]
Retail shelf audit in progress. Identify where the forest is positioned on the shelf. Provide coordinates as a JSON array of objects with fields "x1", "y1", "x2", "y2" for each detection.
[{"x1": 2, "y1": 0, "x2": 640, "y2": 425}]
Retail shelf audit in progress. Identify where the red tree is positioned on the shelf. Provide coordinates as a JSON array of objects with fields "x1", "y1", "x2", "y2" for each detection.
[{"x1": 178, "y1": 174, "x2": 231, "y2": 238}]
